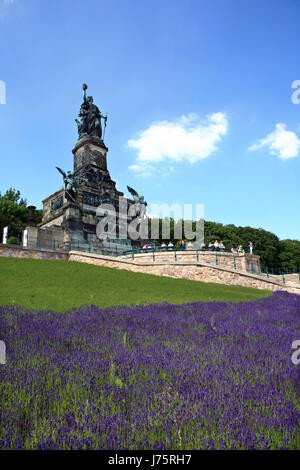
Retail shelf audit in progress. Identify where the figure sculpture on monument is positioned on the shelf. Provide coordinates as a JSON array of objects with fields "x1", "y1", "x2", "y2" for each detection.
[
  {"x1": 127, "y1": 186, "x2": 148, "y2": 219},
  {"x1": 127, "y1": 186, "x2": 147, "y2": 206},
  {"x1": 56, "y1": 167, "x2": 86, "y2": 202},
  {"x1": 75, "y1": 83, "x2": 107, "y2": 140}
]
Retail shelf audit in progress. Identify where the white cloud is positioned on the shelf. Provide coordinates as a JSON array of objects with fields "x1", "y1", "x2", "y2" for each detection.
[
  {"x1": 128, "y1": 163, "x2": 156, "y2": 178},
  {"x1": 248, "y1": 123, "x2": 300, "y2": 160},
  {"x1": 127, "y1": 112, "x2": 228, "y2": 177}
]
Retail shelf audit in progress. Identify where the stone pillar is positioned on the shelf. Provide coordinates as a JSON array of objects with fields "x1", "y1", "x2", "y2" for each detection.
[
  {"x1": 244, "y1": 254, "x2": 261, "y2": 274},
  {"x1": 240, "y1": 253, "x2": 248, "y2": 271},
  {"x1": 60, "y1": 202, "x2": 84, "y2": 249},
  {"x1": 28, "y1": 206, "x2": 36, "y2": 226},
  {"x1": 25, "y1": 226, "x2": 39, "y2": 249}
]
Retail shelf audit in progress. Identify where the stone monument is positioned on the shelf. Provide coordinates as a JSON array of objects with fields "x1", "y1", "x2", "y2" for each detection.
[{"x1": 35, "y1": 84, "x2": 141, "y2": 253}]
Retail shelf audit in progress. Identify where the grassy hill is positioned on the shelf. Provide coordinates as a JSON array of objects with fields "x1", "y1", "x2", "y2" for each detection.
[{"x1": 0, "y1": 257, "x2": 272, "y2": 312}]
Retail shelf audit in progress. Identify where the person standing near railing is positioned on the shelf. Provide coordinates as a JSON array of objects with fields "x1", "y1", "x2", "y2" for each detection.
[
  {"x1": 249, "y1": 241, "x2": 253, "y2": 255},
  {"x1": 214, "y1": 240, "x2": 219, "y2": 251},
  {"x1": 219, "y1": 240, "x2": 225, "y2": 251},
  {"x1": 168, "y1": 241, "x2": 174, "y2": 250}
]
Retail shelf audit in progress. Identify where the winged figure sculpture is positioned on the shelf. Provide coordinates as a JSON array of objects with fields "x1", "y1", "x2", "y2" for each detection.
[
  {"x1": 127, "y1": 186, "x2": 147, "y2": 206},
  {"x1": 127, "y1": 186, "x2": 147, "y2": 219},
  {"x1": 56, "y1": 167, "x2": 86, "y2": 202}
]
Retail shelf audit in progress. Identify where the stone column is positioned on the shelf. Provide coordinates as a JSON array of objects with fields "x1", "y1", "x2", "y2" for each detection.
[
  {"x1": 240, "y1": 253, "x2": 248, "y2": 271},
  {"x1": 27, "y1": 206, "x2": 36, "y2": 226},
  {"x1": 26, "y1": 226, "x2": 39, "y2": 249}
]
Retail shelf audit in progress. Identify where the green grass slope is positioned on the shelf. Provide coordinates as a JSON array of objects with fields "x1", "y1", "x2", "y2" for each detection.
[{"x1": 0, "y1": 257, "x2": 272, "y2": 312}]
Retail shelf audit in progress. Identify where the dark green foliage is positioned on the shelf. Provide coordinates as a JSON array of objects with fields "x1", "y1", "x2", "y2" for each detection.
[
  {"x1": 0, "y1": 188, "x2": 29, "y2": 240},
  {"x1": 0, "y1": 188, "x2": 43, "y2": 239},
  {"x1": 278, "y1": 239, "x2": 300, "y2": 271},
  {"x1": 34, "y1": 209, "x2": 43, "y2": 226},
  {"x1": 7, "y1": 236, "x2": 18, "y2": 245},
  {"x1": 1, "y1": 188, "x2": 27, "y2": 206}
]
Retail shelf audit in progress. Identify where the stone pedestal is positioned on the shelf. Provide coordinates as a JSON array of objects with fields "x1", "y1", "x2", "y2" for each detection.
[{"x1": 38, "y1": 135, "x2": 136, "y2": 253}]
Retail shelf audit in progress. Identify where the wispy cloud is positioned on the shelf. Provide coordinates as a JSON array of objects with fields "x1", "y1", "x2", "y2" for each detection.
[
  {"x1": 248, "y1": 123, "x2": 300, "y2": 160},
  {"x1": 128, "y1": 112, "x2": 228, "y2": 177}
]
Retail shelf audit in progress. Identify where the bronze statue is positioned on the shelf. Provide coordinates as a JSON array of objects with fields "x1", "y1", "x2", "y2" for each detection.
[
  {"x1": 75, "y1": 83, "x2": 107, "y2": 140},
  {"x1": 127, "y1": 186, "x2": 147, "y2": 206},
  {"x1": 56, "y1": 167, "x2": 86, "y2": 202},
  {"x1": 127, "y1": 186, "x2": 148, "y2": 219}
]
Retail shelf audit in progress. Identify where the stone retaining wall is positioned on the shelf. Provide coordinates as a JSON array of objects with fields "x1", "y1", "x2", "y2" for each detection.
[
  {"x1": 0, "y1": 244, "x2": 68, "y2": 261},
  {"x1": 68, "y1": 251, "x2": 291, "y2": 293},
  {"x1": 122, "y1": 250, "x2": 261, "y2": 273}
]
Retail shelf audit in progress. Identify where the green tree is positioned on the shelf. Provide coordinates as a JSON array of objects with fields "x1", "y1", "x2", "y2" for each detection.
[
  {"x1": 34, "y1": 209, "x2": 43, "y2": 226},
  {"x1": 278, "y1": 240, "x2": 300, "y2": 271},
  {"x1": 1, "y1": 188, "x2": 27, "y2": 206},
  {"x1": 0, "y1": 188, "x2": 29, "y2": 241}
]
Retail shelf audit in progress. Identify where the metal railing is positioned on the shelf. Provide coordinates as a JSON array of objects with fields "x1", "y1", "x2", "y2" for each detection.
[
  {"x1": 120, "y1": 247, "x2": 256, "y2": 272},
  {"x1": 30, "y1": 238, "x2": 133, "y2": 257},
  {"x1": 261, "y1": 266, "x2": 300, "y2": 284},
  {"x1": 120, "y1": 245, "x2": 253, "y2": 256}
]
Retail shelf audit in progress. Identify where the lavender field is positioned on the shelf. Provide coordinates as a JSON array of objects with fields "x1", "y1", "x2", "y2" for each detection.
[{"x1": 0, "y1": 291, "x2": 299, "y2": 450}]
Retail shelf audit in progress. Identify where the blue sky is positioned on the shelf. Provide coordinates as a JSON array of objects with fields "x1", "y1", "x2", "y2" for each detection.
[{"x1": 0, "y1": 0, "x2": 299, "y2": 240}]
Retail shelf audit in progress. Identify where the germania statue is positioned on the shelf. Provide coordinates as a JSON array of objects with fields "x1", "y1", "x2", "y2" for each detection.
[{"x1": 75, "y1": 83, "x2": 107, "y2": 140}]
